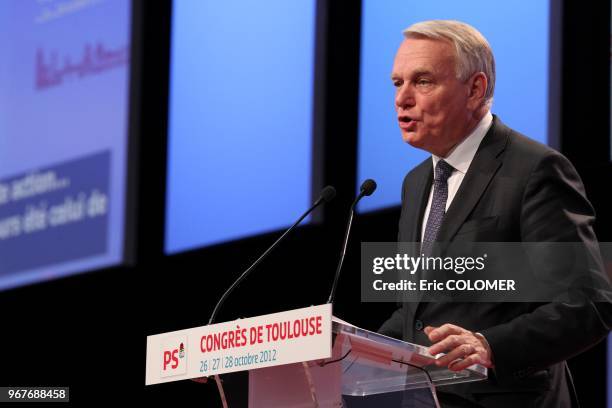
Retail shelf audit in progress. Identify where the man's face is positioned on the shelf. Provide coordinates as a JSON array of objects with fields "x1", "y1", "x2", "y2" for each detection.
[{"x1": 392, "y1": 37, "x2": 478, "y2": 157}]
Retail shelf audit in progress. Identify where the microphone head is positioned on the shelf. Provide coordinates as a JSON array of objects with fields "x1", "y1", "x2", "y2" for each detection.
[
  {"x1": 360, "y1": 179, "x2": 377, "y2": 196},
  {"x1": 319, "y1": 185, "x2": 337, "y2": 203}
]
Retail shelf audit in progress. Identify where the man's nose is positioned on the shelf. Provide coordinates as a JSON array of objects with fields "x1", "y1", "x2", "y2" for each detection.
[{"x1": 395, "y1": 85, "x2": 415, "y2": 109}]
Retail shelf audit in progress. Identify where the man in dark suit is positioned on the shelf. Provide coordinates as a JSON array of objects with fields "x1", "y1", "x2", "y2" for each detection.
[{"x1": 378, "y1": 20, "x2": 611, "y2": 407}]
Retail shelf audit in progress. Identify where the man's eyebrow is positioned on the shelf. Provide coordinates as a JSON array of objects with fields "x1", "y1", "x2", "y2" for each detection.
[
  {"x1": 411, "y1": 69, "x2": 434, "y2": 77},
  {"x1": 390, "y1": 69, "x2": 435, "y2": 81}
]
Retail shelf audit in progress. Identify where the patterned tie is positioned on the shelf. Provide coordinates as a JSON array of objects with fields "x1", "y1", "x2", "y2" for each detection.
[{"x1": 421, "y1": 159, "x2": 454, "y2": 256}]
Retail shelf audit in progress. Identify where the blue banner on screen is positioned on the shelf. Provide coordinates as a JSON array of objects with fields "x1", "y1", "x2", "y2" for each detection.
[
  {"x1": 357, "y1": 0, "x2": 550, "y2": 212},
  {"x1": 0, "y1": 0, "x2": 131, "y2": 290},
  {"x1": 165, "y1": 0, "x2": 316, "y2": 254}
]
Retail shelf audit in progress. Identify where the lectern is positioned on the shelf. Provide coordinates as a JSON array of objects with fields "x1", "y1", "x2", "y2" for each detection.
[
  {"x1": 241, "y1": 319, "x2": 485, "y2": 407},
  {"x1": 145, "y1": 305, "x2": 486, "y2": 407}
]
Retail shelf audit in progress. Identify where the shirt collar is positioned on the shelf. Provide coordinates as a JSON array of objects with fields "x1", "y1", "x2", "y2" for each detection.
[{"x1": 432, "y1": 111, "x2": 493, "y2": 175}]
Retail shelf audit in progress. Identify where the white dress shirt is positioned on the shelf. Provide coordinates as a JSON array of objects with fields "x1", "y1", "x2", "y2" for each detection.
[{"x1": 420, "y1": 111, "x2": 493, "y2": 241}]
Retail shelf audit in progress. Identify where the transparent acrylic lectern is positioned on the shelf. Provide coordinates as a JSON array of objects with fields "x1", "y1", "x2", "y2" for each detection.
[{"x1": 213, "y1": 317, "x2": 487, "y2": 408}]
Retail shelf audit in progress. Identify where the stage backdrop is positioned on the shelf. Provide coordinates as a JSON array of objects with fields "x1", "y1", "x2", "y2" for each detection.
[
  {"x1": 165, "y1": 0, "x2": 317, "y2": 254},
  {"x1": 0, "y1": 0, "x2": 132, "y2": 290}
]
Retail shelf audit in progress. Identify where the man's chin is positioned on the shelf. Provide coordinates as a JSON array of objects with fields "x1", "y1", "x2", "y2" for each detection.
[{"x1": 402, "y1": 132, "x2": 424, "y2": 148}]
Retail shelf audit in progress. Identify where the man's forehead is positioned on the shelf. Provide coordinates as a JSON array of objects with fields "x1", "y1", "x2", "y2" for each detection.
[
  {"x1": 396, "y1": 37, "x2": 454, "y2": 59},
  {"x1": 392, "y1": 38, "x2": 455, "y2": 74},
  {"x1": 399, "y1": 36, "x2": 453, "y2": 50}
]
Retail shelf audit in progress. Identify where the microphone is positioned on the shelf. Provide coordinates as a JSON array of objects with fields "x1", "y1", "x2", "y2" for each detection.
[
  {"x1": 207, "y1": 185, "x2": 336, "y2": 325},
  {"x1": 326, "y1": 179, "x2": 377, "y2": 304}
]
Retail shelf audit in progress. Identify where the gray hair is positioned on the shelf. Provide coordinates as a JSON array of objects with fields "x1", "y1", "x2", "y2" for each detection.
[{"x1": 403, "y1": 20, "x2": 495, "y2": 108}]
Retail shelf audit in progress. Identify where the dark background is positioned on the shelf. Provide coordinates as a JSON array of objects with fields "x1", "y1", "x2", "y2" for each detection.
[{"x1": 0, "y1": 0, "x2": 609, "y2": 405}]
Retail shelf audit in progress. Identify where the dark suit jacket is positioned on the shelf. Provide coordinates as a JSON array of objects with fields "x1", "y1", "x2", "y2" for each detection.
[{"x1": 378, "y1": 116, "x2": 611, "y2": 407}]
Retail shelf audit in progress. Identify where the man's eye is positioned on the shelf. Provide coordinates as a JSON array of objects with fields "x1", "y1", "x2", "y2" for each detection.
[
  {"x1": 393, "y1": 81, "x2": 402, "y2": 87},
  {"x1": 416, "y1": 79, "x2": 432, "y2": 86}
]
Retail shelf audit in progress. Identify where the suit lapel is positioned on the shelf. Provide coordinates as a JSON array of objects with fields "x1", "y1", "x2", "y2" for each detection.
[
  {"x1": 412, "y1": 117, "x2": 509, "y2": 322},
  {"x1": 403, "y1": 117, "x2": 509, "y2": 324},
  {"x1": 401, "y1": 160, "x2": 433, "y2": 243},
  {"x1": 435, "y1": 116, "x2": 509, "y2": 243},
  {"x1": 399, "y1": 160, "x2": 432, "y2": 323}
]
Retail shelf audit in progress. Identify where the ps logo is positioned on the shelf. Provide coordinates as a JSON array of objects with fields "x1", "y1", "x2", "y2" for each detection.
[
  {"x1": 161, "y1": 336, "x2": 187, "y2": 377},
  {"x1": 163, "y1": 348, "x2": 179, "y2": 370}
]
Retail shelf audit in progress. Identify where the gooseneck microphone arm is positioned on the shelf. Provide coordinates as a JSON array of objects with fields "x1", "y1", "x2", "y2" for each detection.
[
  {"x1": 327, "y1": 179, "x2": 376, "y2": 304},
  {"x1": 208, "y1": 186, "x2": 336, "y2": 325}
]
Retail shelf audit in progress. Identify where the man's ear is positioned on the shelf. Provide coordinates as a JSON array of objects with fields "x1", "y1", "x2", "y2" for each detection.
[{"x1": 466, "y1": 72, "x2": 487, "y2": 110}]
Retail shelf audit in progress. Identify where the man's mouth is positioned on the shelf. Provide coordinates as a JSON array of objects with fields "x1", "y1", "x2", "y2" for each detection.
[{"x1": 398, "y1": 116, "x2": 417, "y2": 130}]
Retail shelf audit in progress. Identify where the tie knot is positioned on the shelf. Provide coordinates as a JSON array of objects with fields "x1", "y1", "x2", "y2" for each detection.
[{"x1": 435, "y1": 160, "x2": 454, "y2": 182}]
